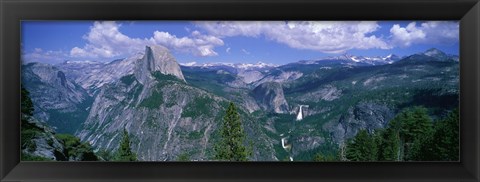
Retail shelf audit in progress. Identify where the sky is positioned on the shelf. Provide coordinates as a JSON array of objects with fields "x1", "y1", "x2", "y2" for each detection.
[{"x1": 21, "y1": 21, "x2": 459, "y2": 65}]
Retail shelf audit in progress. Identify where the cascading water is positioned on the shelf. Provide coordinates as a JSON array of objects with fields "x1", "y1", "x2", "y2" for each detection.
[
  {"x1": 279, "y1": 105, "x2": 309, "y2": 161},
  {"x1": 296, "y1": 105, "x2": 304, "y2": 121}
]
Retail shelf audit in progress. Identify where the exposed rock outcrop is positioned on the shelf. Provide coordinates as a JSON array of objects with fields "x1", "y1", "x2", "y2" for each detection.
[
  {"x1": 291, "y1": 136, "x2": 324, "y2": 157},
  {"x1": 134, "y1": 45, "x2": 186, "y2": 84},
  {"x1": 22, "y1": 63, "x2": 92, "y2": 133},
  {"x1": 77, "y1": 45, "x2": 275, "y2": 161},
  {"x1": 58, "y1": 53, "x2": 143, "y2": 95},
  {"x1": 324, "y1": 102, "x2": 395, "y2": 144},
  {"x1": 251, "y1": 82, "x2": 289, "y2": 113},
  {"x1": 21, "y1": 115, "x2": 66, "y2": 161}
]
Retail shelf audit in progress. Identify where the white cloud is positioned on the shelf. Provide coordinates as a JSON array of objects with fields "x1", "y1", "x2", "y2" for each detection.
[
  {"x1": 390, "y1": 22, "x2": 426, "y2": 47},
  {"x1": 22, "y1": 48, "x2": 68, "y2": 64},
  {"x1": 27, "y1": 21, "x2": 459, "y2": 64},
  {"x1": 198, "y1": 21, "x2": 458, "y2": 53},
  {"x1": 196, "y1": 21, "x2": 391, "y2": 54},
  {"x1": 150, "y1": 30, "x2": 224, "y2": 56},
  {"x1": 70, "y1": 21, "x2": 149, "y2": 59},
  {"x1": 71, "y1": 21, "x2": 224, "y2": 59},
  {"x1": 180, "y1": 61, "x2": 197, "y2": 66},
  {"x1": 390, "y1": 21, "x2": 458, "y2": 47},
  {"x1": 197, "y1": 21, "x2": 264, "y2": 37}
]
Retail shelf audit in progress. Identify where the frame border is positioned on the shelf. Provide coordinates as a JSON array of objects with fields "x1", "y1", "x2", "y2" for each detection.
[{"x1": 1, "y1": 0, "x2": 479, "y2": 181}]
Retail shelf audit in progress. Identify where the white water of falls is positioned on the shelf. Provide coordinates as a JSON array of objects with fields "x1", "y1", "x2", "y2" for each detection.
[
  {"x1": 281, "y1": 138, "x2": 288, "y2": 149},
  {"x1": 296, "y1": 105, "x2": 304, "y2": 121}
]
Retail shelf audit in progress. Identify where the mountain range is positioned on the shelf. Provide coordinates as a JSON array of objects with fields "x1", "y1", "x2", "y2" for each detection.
[{"x1": 21, "y1": 46, "x2": 459, "y2": 161}]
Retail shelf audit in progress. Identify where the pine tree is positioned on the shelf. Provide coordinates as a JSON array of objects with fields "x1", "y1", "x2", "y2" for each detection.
[
  {"x1": 404, "y1": 107, "x2": 433, "y2": 161},
  {"x1": 408, "y1": 132, "x2": 434, "y2": 161},
  {"x1": 409, "y1": 107, "x2": 433, "y2": 141},
  {"x1": 378, "y1": 128, "x2": 400, "y2": 161},
  {"x1": 431, "y1": 109, "x2": 459, "y2": 161},
  {"x1": 372, "y1": 129, "x2": 384, "y2": 154},
  {"x1": 388, "y1": 107, "x2": 433, "y2": 161},
  {"x1": 114, "y1": 128, "x2": 137, "y2": 161},
  {"x1": 214, "y1": 102, "x2": 252, "y2": 161},
  {"x1": 21, "y1": 85, "x2": 34, "y2": 116},
  {"x1": 405, "y1": 108, "x2": 459, "y2": 161},
  {"x1": 345, "y1": 130, "x2": 377, "y2": 161}
]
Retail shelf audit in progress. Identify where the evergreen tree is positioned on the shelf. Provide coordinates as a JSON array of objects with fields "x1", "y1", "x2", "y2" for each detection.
[
  {"x1": 378, "y1": 128, "x2": 400, "y2": 161},
  {"x1": 431, "y1": 109, "x2": 459, "y2": 161},
  {"x1": 345, "y1": 130, "x2": 377, "y2": 161},
  {"x1": 388, "y1": 107, "x2": 433, "y2": 161},
  {"x1": 20, "y1": 85, "x2": 43, "y2": 160},
  {"x1": 55, "y1": 134, "x2": 98, "y2": 161},
  {"x1": 372, "y1": 129, "x2": 384, "y2": 154},
  {"x1": 21, "y1": 85, "x2": 34, "y2": 116},
  {"x1": 408, "y1": 131, "x2": 434, "y2": 161},
  {"x1": 114, "y1": 128, "x2": 137, "y2": 161},
  {"x1": 404, "y1": 107, "x2": 433, "y2": 161},
  {"x1": 408, "y1": 107, "x2": 433, "y2": 141},
  {"x1": 214, "y1": 102, "x2": 252, "y2": 161}
]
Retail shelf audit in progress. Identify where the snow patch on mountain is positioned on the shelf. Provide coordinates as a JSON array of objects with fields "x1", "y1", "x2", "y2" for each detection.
[{"x1": 180, "y1": 61, "x2": 278, "y2": 69}]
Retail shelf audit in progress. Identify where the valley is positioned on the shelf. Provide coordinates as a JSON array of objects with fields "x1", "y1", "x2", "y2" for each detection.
[{"x1": 21, "y1": 46, "x2": 459, "y2": 161}]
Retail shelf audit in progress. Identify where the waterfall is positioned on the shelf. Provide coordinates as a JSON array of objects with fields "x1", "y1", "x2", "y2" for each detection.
[
  {"x1": 281, "y1": 138, "x2": 288, "y2": 149},
  {"x1": 296, "y1": 105, "x2": 304, "y2": 121}
]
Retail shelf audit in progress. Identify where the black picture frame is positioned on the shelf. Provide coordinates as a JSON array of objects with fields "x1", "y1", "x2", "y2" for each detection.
[{"x1": 1, "y1": 0, "x2": 479, "y2": 181}]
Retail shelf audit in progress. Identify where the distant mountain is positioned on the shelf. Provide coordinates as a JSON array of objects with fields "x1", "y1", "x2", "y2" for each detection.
[
  {"x1": 294, "y1": 54, "x2": 401, "y2": 66},
  {"x1": 180, "y1": 53, "x2": 401, "y2": 90},
  {"x1": 180, "y1": 61, "x2": 277, "y2": 70},
  {"x1": 181, "y1": 62, "x2": 277, "y2": 86},
  {"x1": 77, "y1": 45, "x2": 275, "y2": 161},
  {"x1": 22, "y1": 62, "x2": 92, "y2": 134},
  {"x1": 23, "y1": 47, "x2": 459, "y2": 161},
  {"x1": 57, "y1": 53, "x2": 143, "y2": 95},
  {"x1": 134, "y1": 45, "x2": 186, "y2": 84},
  {"x1": 396, "y1": 48, "x2": 459, "y2": 64},
  {"x1": 280, "y1": 49, "x2": 459, "y2": 145}
]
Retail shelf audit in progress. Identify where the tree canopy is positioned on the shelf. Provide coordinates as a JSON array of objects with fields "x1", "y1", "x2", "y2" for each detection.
[
  {"x1": 345, "y1": 106, "x2": 458, "y2": 161},
  {"x1": 114, "y1": 128, "x2": 137, "y2": 161},
  {"x1": 214, "y1": 102, "x2": 252, "y2": 161}
]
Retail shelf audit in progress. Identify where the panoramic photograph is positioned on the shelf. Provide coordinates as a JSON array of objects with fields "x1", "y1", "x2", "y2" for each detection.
[{"x1": 20, "y1": 21, "x2": 459, "y2": 162}]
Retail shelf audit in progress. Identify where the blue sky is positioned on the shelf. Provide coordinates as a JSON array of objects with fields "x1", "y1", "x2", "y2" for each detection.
[{"x1": 21, "y1": 21, "x2": 459, "y2": 65}]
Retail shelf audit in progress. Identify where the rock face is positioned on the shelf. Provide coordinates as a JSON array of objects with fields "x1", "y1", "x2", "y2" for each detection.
[
  {"x1": 22, "y1": 62, "x2": 92, "y2": 133},
  {"x1": 78, "y1": 77, "x2": 226, "y2": 161},
  {"x1": 21, "y1": 115, "x2": 66, "y2": 161},
  {"x1": 325, "y1": 102, "x2": 395, "y2": 144},
  {"x1": 58, "y1": 45, "x2": 185, "y2": 94},
  {"x1": 77, "y1": 45, "x2": 274, "y2": 161},
  {"x1": 251, "y1": 82, "x2": 289, "y2": 113},
  {"x1": 253, "y1": 71, "x2": 303, "y2": 86},
  {"x1": 296, "y1": 85, "x2": 342, "y2": 102},
  {"x1": 291, "y1": 135, "x2": 324, "y2": 157},
  {"x1": 22, "y1": 47, "x2": 459, "y2": 161},
  {"x1": 134, "y1": 45, "x2": 186, "y2": 84},
  {"x1": 58, "y1": 53, "x2": 143, "y2": 95}
]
